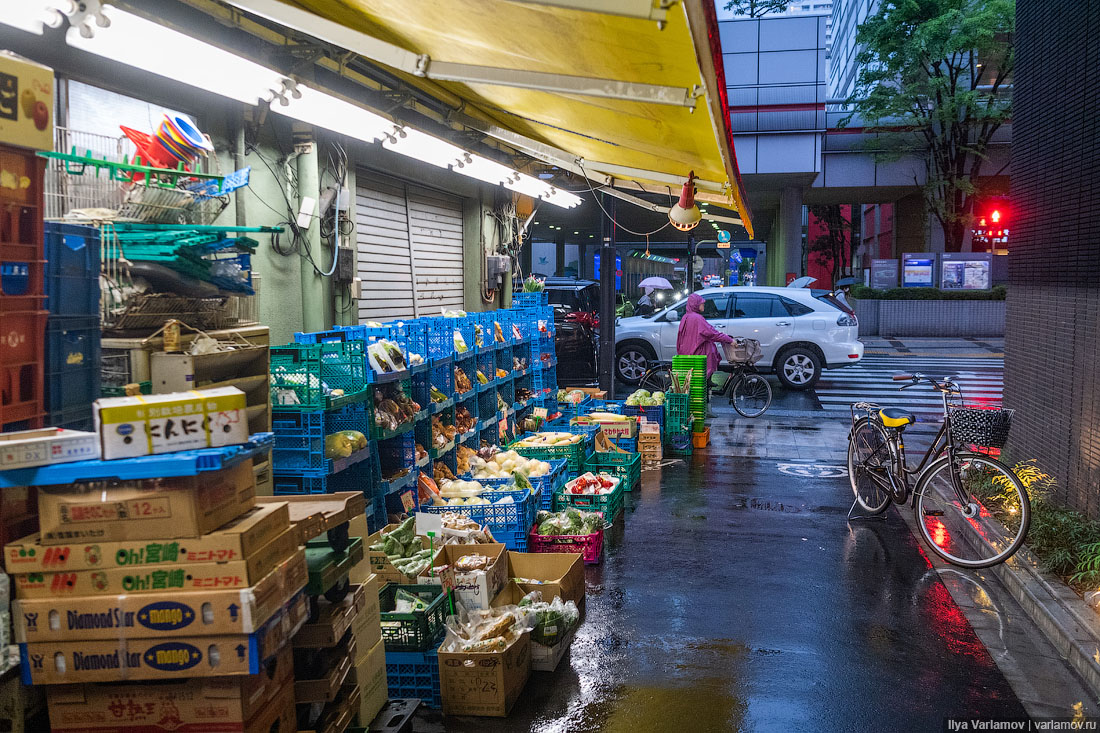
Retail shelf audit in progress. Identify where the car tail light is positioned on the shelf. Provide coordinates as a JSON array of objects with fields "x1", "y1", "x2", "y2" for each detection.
[{"x1": 837, "y1": 314, "x2": 858, "y2": 327}]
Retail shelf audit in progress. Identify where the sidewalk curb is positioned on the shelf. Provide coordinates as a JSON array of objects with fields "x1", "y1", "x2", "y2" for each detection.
[{"x1": 987, "y1": 544, "x2": 1100, "y2": 701}]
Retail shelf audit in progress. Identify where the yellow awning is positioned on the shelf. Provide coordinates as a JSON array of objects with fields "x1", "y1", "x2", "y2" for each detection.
[{"x1": 231, "y1": 0, "x2": 753, "y2": 236}]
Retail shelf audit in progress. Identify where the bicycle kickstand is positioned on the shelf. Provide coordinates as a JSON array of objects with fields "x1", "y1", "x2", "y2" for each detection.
[{"x1": 847, "y1": 497, "x2": 887, "y2": 522}]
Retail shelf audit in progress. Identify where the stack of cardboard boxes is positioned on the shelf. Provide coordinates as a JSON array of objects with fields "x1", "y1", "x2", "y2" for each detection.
[
  {"x1": 347, "y1": 514, "x2": 387, "y2": 725},
  {"x1": 0, "y1": 389, "x2": 314, "y2": 733},
  {"x1": 638, "y1": 419, "x2": 663, "y2": 466}
]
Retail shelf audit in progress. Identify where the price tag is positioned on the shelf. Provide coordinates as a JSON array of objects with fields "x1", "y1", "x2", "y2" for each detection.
[
  {"x1": 533, "y1": 407, "x2": 548, "y2": 419},
  {"x1": 399, "y1": 489, "x2": 416, "y2": 512}
]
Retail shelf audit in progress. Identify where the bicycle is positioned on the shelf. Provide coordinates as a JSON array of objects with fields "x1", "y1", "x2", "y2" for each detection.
[
  {"x1": 637, "y1": 339, "x2": 773, "y2": 418},
  {"x1": 847, "y1": 372, "x2": 1029, "y2": 568}
]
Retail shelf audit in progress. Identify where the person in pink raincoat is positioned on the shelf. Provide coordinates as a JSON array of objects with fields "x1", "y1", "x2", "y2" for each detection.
[{"x1": 676, "y1": 293, "x2": 734, "y2": 378}]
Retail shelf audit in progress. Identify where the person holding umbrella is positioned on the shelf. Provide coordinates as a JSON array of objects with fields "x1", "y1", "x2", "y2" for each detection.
[
  {"x1": 636, "y1": 276, "x2": 672, "y2": 317},
  {"x1": 834, "y1": 276, "x2": 857, "y2": 310}
]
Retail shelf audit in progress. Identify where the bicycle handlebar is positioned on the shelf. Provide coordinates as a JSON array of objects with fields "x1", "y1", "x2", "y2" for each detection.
[
  {"x1": 892, "y1": 374, "x2": 913, "y2": 381},
  {"x1": 894, "y1": 372, "x2": 961, "y2": 394}
]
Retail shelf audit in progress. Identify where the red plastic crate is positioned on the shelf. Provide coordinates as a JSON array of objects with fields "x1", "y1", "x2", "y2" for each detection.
[
  {"x1": 528, "y1": 526, "x2": 604, "y2": 565},
  {"x1": 0, "y1": 309, "x2": 47, "y2": 429},
  {"x1": 0, "y1": 145, "x2": 46, "y2": 313}
]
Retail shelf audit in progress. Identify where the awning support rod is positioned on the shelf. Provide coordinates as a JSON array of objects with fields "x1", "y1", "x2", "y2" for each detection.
[
  {"x1": 505, "y1": 0, "x2": 671, "y2": 24},
  {"x1": 223, "y1": 0, "x2": 697, "y2": 107}
]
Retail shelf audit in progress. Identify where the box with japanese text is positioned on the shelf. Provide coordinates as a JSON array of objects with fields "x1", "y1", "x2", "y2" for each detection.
[
  {"x1": 5, "y1": 501, "x2": 290, "y2": 574},
  {"x1": 0, "y1": 428, "x2": 98, "y2": 470},
  {"x1": 20, "y1": 591, "x2": 308, "y2": 684},
  {"x1": 13, "y1": 529, "x2": 296, "y2": 599},
  {"x1": 0, "y1": 52, "x2": 53, "y2": 151},
  {"x1": 491, "y1": 580, "x2": 578, "y2": 672},
  {"x1": 13, "y1": 550, "x2": 307, "y2": 643},
  {"x1": 438, "y1": 632, "x2": 530, "y2": 717},
  {"x1": 45, "y1": 645, "x2": 293, "y2": 732},
  {"x1": 423, "y1": 543, "x2": 506, "y2": 611},
  {"x1": 36, "y1": 461, "x2": 255, "y2": 545},
  {"x1": 94, "y1": 387, "x2": 248, "y2": 460}
]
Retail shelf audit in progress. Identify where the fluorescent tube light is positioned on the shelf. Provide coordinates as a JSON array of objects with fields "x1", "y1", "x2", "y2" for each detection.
[
  {"x1": 278, "y1": 84, "x2": 392, "y2": 143},
  {"x1": 505, "y1": 172, "x2": 552, "y2": 199},
  {"x1": 383, "y1": 127, "x2": 466, "y2": 169},
  {"x1": 542, "y1": 187, "x2": 582, "y2": 209},
  {"x1": 453, "y1": 153, "x2": 514, "y2": 186}
]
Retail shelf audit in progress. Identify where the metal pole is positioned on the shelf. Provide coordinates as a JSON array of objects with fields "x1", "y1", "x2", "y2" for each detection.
[
  {"x1": 686, "y1": 233, "x2": 697, "y2": 291},
  {"x1": 598, "y1": 193, "x2": 616, "y2": 393}
]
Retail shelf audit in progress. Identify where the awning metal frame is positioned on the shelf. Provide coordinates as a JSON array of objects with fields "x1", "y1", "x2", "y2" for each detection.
[
  {"x1": 223, "y1": 0, "x2": 698, "y2": 107},
  {"x1": 505, "y1": 0, "x2": 673, "y2": 24}
]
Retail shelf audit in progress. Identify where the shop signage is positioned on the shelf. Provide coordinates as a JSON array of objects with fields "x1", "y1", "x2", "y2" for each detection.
[
  {"x1": 902, "y1": 254, "x2": 935, "y2": 288},
  {"x1": 870, "y1": 259, "x2": 898, "y2": 289},
  {"x1": 0, "y1": 52, "x2": 53, "y2": 151},
  {"x1": 940, "y1": 252, "x2": 992, "y2": 290}
]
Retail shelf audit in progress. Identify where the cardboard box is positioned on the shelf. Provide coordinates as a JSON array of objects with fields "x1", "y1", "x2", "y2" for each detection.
[
  {"x1": 13, "y1": 529, "x2": 297, "y2": 599},
  {"x1": 0, "y1": 52, "x2": 53, "y2": 152},
  {"x1": 294, "y1": 578, "x2": 375, "y2": 650},
  {"x1": 45, "y1": 645, "x2": 293, "y2": 732},
  {"x1": 20, "y1": 592, "x2": 308, "y2": 684},
  {"x1": 36, "y1": 460, "x2": 256, "y2": 546},
  {"x1": 491, "y1": 580, "x2": 578, "y2": 672},
  {"x1": 355, "y1": 637, "x2": 387, "y2": 725},
  {"x1": 574, "y1": 415, "x2": 636, "y2": 440},
  {"x1": 506, "y1": 551, "x2": 585, "y2": 608},
  {"x1": 364, "y1": 525, "x2": 434, "y2": 585},
  {"x1": 423, "y1": 544, "x2": 506, "y2": 610},
  {"x1": 13, "y1": 550, "x2": 307, "y2": 642},
  {"x1": 0, "y1": 428, "x2": 98, "y2": 470},
  {"x1": 354, "y1": 573, "x2": 382, "y2": 652},
  {"x1": 5, "y1": 501, "x2": 290, "y2": 574},
  {"x1": 438, "y1": 632, "x2": 530, "y2": 717},
  {"x1": 94, "y1": 387, "x2": 248, "y2": 460}
]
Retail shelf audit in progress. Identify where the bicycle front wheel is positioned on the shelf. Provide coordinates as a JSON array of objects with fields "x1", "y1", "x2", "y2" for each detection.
[
  {"x1": 638, "y1": 366, "x2": 673, "y2": 394},
  {"x1": 847, "y1": 417, "x2": 892, "y2": 515},
  {"x1": 914, "y1": 453, "x2": 1031, "y2": 568},
  {"x1": 731, "y1": 373, "x2": 772, "y2": 417}
]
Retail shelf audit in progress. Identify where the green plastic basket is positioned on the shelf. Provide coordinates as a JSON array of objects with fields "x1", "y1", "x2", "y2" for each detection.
[
  {"x1": 664, "y1": 393, "x2": 692, "y2": 435},
  {"x1": 509, "y1": 434, "x2": 588, "y2": 474},
  {"x1": 586, "y1": 452, "x2": 641, "y2": 492},
  {"x1": 379, "y1": 583, "x2": 453, "y2": 652},
  {"x1": 554, "y1": 479, "x2": 624, "y2": 519},
  {"x1": 271, "y1": 342, "x2": 371, "y2": 410}
]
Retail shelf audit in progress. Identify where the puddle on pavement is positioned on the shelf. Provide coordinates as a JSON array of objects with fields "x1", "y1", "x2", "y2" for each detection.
[{"x1": 595, "y1": 681, "x2": 747, "y2": 733}]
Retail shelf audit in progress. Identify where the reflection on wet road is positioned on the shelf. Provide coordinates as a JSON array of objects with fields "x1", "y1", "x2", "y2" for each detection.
[{"x1": 422, "y1": 418, "x2": 1037, "y2": 731}]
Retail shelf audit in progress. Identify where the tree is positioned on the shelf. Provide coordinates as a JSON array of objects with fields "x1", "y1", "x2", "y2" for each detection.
[
  {"x1": 724, "y1": 0, "x2": 791, "y2": 18},
  {"x1": 842, "y1": 0, "x2": 1014, "y2": 252},
  {"x1": 807, "y1": 205, "x2": 853, "y2": 285}
]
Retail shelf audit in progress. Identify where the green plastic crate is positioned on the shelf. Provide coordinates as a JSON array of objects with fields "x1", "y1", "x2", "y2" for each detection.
[
  {"x1": 271, "y1": 342, "x2": 371, "y2": 410},
  {"x1": 509, "y1": 434, "x2": 588, "y2": 474},
  {"x1": 554, "y1": 479, "x2": 624, "y2": 519},
  {"x1": 586, "y1": 451, "x2": 641, "y2": 492},
  {"x1": 379, "y1": 583, "x2": 454, "y2": 652},
  {"x1": 664, "y1": 393, "x2": 692, "y2": 435}
]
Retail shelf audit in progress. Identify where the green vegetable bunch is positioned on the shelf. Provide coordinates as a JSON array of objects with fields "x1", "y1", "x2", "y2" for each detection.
[
  {"x1": 625, "y1": 389, "x2": 665, "y2": 407},
  {"x1": 534, "y1": 507, "x2": 603, "y2": 536},
  {"x1": 369, "y1": 516, "x2": 434, "y2": 577}
]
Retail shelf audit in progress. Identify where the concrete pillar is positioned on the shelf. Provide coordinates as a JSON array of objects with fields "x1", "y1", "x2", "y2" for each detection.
[
  {"x1": 780, "y1": 187, "x2": 803, "y2": 282},
  {"x1": 555, "y1": 237, "x2": 565, "y2": 277},
  {"x1": 894, "y1": 192, "x2": 926, "y2": 256},
  {"x1": 296, "y1": 142, "x2": 330, "y2": 332}
]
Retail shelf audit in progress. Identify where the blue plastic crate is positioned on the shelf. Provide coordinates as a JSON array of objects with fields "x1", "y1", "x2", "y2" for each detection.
[
  {"x1": 271, "y1": 404, "x2": 371, "y2": 474},
  {"x1": 623, "y1": 403, "x2": 665, "y2": 429},
  {"x1": 612, "y1": 436, "x2": 637, "y2": 452},
  {"x1": 1, "y1": 262, "x2": 30, "y2": 296},
  {"x1": 418, "y1": 489, "x2": 536, "y2": 550},
  {"x1": 512, "y1": 291, "x2": 548, "y2": 308},
  {"x1": 379, "y1": 431, "x2": 417, "y2": 471},
  {"x1": 44, "y1": 222, "x2": 100, "y2": 318},
  {"x1": 445, "y1": 315, "x2": 476, "y2": 359},
  {"x1": 423, "y1": 317, "x2": 453, "y2": 363},
  {"x1": 47, "y1": 405, "x2": 93, "y2": 432},
  {"x1": 45, "y1": 315, "x2": 100, "y2": 418},
  {"x1": 272, "y1": 457, "x2": 372, "y2": 495},
  {"x1": 0, "y1": 433, "x2": 273, "y2": 488},
  {"x1": 386, "y1": 644, "x2": 441, "y2": 709},
  {"x1": 387, "y1": 319, "x2": 429, "y2": 370}
]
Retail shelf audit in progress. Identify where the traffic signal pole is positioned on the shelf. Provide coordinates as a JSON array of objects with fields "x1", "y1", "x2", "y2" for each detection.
[{"x1": 598, "y1": 192, "x2": 616, "y2": 393}]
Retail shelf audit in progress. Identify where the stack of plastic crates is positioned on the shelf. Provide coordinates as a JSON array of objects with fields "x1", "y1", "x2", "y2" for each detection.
[
  {"x1": 424, "y1": 317, "x2": 454, "y2": 365},
  {"x1": 512, "y1": 291, "x2": 548, "y2": 309},
  {"x1": 663, "y1": 392, "x2": 693, "y2": 456},
  {"x1": 553, "y1": 474, "x2": 625, "y2": 521},
  {"x1": 671, "y1": 355, "x2": 708, "y2": 430},
  {"x1": 270, "y1": 341, "x2": 371, "y2": 410},
  {"x1": 418, "y1": 488, "x2": 537, "y2": 550},
  {"x1": 387, "y1": 318, "x2": 429, "y2": 372},
  {"x1": 444, "y1": 314, "x2": 476, "y2": 362},
  {"x1": 381, "y1": 584, "x2": 453, "y2": 709},
  {"x1": 509, "y1": 433, "x2": 589, "y2": 478}
]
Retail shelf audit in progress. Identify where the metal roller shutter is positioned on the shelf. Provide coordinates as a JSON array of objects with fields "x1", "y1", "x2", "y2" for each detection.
[{"x1": 355, "y1": 170, "x2": 464, "y2": 321}]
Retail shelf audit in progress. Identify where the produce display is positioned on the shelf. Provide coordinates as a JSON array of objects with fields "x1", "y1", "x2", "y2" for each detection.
[
  {"x1": 430, "y1": 384, "x2": 449, "y2": 403},
  {"x1": 369, "y1": 516, "x2": 434, "y2": 578},
  {"x1": 495, "y1": 368, "x2": 509, "y2": 379},
  {"x1": 434, "y1": 460, "x2": 456, "y2": 481},
  {"x1": 512, "y1": 432, "x2": 584, "y2": 448},
  {"x1": 432, "y1": 414, "x2": 457, "y2": 449},
  {"x1": 454, "y1": 330, "x2": 469, "y2": 354},
  {"x1": 442, "y1": 605, "x2": 536, "y2": 653},
  {"x1": 367, "y1": 339, "x2": 408, "y2": 374},
  {"x1": 513, "y1": 356, "x2": 528, "y2": 371},
  {"x1": 468, "y1": 450, "x2": 551, "y2": 480},
  {"x1": 476, "y1": 369, "x2": 489, "y2": 385},
  {"x1": 439, "y1": 479, "x2": 487, "y2": 499},
  {"x1": 515, "y1": 388, "x2": 534, "y2": 403},
  {"x1": 418, "y1": 473, "x2": 441, "y2": 505},
  {"x1": 497, "y1": 392, "x2": 508, "y2": 412},
  {"x1": 455, "y1": 366, "x2": 473, "y2": 393},
  {"x1": 512, "y1": 323, "x2": 523, "y2": 340},
  {"x1": 416, "y1": 442, "x2": 428, "y2": 463},
  {"x1": 557, "y1": 389, "x2": 586, "y2": 404},
  {"x1": 322, "y1": 429, "x2": 368, "y2": 459},
  {"x1": 455, "y1": 406, "x2": 476, "y2": 435},
  {"x1": 534, "y1": 508, "x2": 604, "y2": 536},
  {"x1": 625, "y1": 389, "x2": 666, "y2": 407},
  {"x1": 374, "y1": 383, "x2": 421, "y2": 432},
  {"x1": 521, "y1": 276, "x2": 544, "y2": 292},
  {"x1": 517, "y1": 590, "x2": 580, "y2": 647},
  {"x1": 456, "y1": 445, "x2": 477, "y2": 474},
  {"x1": 564, "y1": 472, "x2": 618, "y2": 495},
  {"x1": 474, "y1": 323, "x2": 486, "y2": 348},
  {"x1": 494, "y1": 321, "x2": 506, "y2": 343},
  {"x1": 540, "y1": 351, "x2": 552, "y2": 366}
]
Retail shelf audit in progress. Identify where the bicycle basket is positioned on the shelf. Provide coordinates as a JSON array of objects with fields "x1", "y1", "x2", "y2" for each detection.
[
  {"x1": 949, "y1": 407, "x2": 1014, "y2": 449},
  {"x1": 721, "y1": 338, "x2": 763, "y2": 365}
]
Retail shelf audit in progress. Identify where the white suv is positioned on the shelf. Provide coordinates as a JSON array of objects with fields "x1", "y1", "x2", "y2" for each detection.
[{"x1": 614, "y1": 286, "x2": 863, "y2": 390}]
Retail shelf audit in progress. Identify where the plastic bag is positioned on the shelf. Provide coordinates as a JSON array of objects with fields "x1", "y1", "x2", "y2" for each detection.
[
  {"x1": 441, "y1": 604, "x2": 538, "y2": 653},
  {"x1": 367, "y1": 341, "x2": 397, "y2": 374},
  {"x1": 454, "y1": 330, "x2": 469, "y2": 354}
]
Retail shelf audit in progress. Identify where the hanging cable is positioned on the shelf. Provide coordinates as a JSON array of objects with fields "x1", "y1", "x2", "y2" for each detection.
[{"x1": 576, "y1": 161, "x2": 672, "y2": 238}]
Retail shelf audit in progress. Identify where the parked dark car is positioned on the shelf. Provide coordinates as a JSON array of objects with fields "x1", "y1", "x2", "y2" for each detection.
[{"x1": 541, "y1": 277, "x2": 598, "y2": 385}]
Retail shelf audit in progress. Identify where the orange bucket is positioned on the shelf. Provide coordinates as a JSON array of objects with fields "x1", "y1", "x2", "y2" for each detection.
[{"x1": 692, "y1": 426, "x2": 710, "y2": 449}]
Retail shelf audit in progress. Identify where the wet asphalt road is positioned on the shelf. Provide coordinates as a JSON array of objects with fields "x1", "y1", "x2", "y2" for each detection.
[{"x1": 419, "y1": 416, "x2": 1031, "y2": 732}]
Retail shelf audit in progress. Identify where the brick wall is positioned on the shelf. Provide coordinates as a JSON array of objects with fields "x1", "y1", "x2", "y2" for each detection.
[{"x1": 1004, "y1": 1, "x2": 1100, "y2": 516}]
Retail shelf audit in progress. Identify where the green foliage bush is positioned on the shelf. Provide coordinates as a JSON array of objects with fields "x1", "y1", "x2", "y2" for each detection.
[{"x1": 851, "y1": 284, "x2": 1006, "y2": 301}]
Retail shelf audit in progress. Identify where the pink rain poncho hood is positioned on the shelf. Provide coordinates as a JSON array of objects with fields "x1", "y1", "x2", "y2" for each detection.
[{"x1": 676, "y1": 293, "x2": 734, "y2": 377}]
